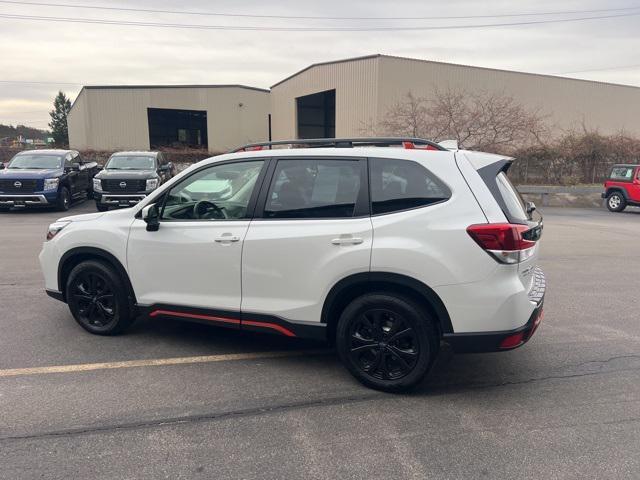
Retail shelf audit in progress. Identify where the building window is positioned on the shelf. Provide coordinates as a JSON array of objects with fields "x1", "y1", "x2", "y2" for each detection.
[{"x1": 148, "y1": 108, "x2": 208, "y2": 149}]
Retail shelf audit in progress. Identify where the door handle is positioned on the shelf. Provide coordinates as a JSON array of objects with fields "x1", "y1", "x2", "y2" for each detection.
[
  {"x1": 215, "y1": 235, "x2": 240, "y2": 243},
  {"x1": 331, "y1": 236, "x2": 364, "y2": 246}
]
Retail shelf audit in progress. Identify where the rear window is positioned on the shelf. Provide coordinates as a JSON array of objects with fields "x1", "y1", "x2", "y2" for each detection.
[
  {"x1": 495, "y1": 172, "x2": 528, "y2": 223},
  {"x1": 610, "y1": 166, "x2": 634, "y2": 181}
]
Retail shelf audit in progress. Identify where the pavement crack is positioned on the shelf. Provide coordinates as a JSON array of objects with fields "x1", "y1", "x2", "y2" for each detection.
[
  {"x1": 426, "y1": 363, "x2": 640, "y2": 393},
  {"x1": 0, "y1": 392, "x2": 383, "y2": 443},
  {"x1": 484, "y1": 366, "x2": 640, "y2": 389},
  {"x1": 565, "y1": 353, "x2": 640, "y2": 369}
]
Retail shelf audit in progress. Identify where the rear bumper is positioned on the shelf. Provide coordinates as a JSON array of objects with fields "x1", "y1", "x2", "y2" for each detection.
[
  {"x1": 443, "y1": 266, "x2": 546, "y2": 353},
  {"x1": 443, "y1": 302, "x2": 544, "y2": 353}
]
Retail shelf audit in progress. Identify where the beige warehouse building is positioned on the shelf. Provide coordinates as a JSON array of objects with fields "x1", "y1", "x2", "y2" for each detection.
[
  {"x1": 68, "y1": 85, "x2": 270, "y2": 152},
  {"x1": 271, "y1": 54, "x2": 640, "y2": 140},
  {"x1": 68, "y1": 54, "x2": 640, "y2": 153}
]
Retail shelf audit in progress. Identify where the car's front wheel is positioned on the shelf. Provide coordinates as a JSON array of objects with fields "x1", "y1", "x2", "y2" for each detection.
[
  {"x1": 56, "y1": 186, "x2": 70, "y2": 211},
  {"x1": 96, "y1": 203, "x2": 109, "y2": 212},
  {"x1": 606, "y1": 192, "x2": 626, "y2": 212},
  {"x1": 336, "y1": 293, "x2": 438, "y2": 392},
  {"x1": 66, "y1": 260, "x2": 134, "y2": 335}
]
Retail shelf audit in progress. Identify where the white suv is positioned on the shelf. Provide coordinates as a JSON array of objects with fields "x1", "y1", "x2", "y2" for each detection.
[{"x1": 39, "y1": 138, "x2": 545, "y2": 391}]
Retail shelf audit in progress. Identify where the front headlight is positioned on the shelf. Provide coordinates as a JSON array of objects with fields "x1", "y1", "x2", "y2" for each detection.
[
  {"x1": 93, "y1": 178, "x2": 102, "y2": 192},
  {"x1": 146, "y1": 178, "x2": 159, "y2": 191},
  {"x1": 43, "y1": 178, "x2": 59, "y2": 192},
  {"x1": 46, "y1": 220, "x2": 71, "y2": 241}
]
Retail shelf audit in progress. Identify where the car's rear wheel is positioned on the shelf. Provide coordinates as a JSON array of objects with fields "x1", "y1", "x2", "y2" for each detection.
[
  {"x1": 336, "y1": 293, "x2": 438, "y2": 392},
  {"x1": 66, "y1": 260, "x2": 134, "y2": 335},
  {"x1": 606, "y1": 192, "x2": 626, "y2": 212},
  {"x1": 56, "y1": 187, "x2": 70, "y2": 211}
]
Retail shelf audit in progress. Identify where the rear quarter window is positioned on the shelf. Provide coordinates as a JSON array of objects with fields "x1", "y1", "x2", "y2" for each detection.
[
  {"x1": 369, "y1": 158, "x2": 451, "y2": 215},
  {"x1": 609, "y1": 167, "x2": 634, "y2": 181}
]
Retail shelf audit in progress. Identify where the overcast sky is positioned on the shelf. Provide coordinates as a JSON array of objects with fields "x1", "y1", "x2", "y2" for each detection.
[{"x1": 1, "y1": 0, "x2": 639, "y2": 130}]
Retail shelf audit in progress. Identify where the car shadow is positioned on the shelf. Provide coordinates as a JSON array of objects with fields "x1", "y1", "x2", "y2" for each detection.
[
  {"x1": 619, "y1": 208, "x2": 640, "y2": 215},
  {"x1": 128, "y1": 315, "x2": 541, "y2": 395}
]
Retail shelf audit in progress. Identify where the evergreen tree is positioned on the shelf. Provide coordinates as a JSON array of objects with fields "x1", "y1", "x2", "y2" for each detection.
[{"x1": 49, "y1": 91, "x2": 71, "y2": 146}]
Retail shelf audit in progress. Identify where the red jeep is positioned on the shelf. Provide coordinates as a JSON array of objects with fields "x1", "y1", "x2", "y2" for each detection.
[{"x1": 603, "y1": 164, "x2": 640, "y2": 212}]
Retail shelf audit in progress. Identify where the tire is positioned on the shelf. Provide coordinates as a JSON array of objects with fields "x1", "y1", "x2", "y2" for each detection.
[
  {"x1": 56, "y1": 186, "x2": 71, "y2": 211},
  {"x1": 96, "y1": 203, "x2": 109, "y2": 212},
  {"x1": 606, "y1": 192, "x2": 626, "y2": 212},
  {"x1": 336, "y1": 293, "x2": 439, "y2": 392},
  {"x1": 66, "y1": 260, "x2": 134, "y2": 335}
]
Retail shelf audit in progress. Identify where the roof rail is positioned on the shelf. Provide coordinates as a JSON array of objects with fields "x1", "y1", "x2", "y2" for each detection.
[{"x1": 230, "y1": 137, "x2": 446, "y2": 153}]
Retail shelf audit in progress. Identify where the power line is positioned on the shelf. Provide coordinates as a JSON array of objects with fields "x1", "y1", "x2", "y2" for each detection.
[
  {"x1": 0, "y1": 11, "x2": 639, "y2": 31},
  {"x1": 1, "y1": 0, "x2": 639, "y2": 21},
  {"x1": 0, "y1": 79, "x2": 81, "y2": 85},
  {"x1": 556, "y1": 64, "x2": 640, "y2": 74}
]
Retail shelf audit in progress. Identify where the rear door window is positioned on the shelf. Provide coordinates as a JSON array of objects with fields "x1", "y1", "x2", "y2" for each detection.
[
  {"x1": 264, "y1": 159, "x2": 364, "y2": 219},
  {"x1": 369, "y1": 158, "x2": 451, "y2": 215}
]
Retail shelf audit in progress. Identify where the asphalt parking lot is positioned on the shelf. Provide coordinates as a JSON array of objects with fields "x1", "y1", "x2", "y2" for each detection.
[{"x1": 1, "y1": 201, "x2": 639, "y2": 479}]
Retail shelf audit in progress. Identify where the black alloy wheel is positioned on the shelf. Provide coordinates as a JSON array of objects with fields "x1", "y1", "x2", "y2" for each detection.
[
  {"x1": 337, "y1": 293, "x2": 438, "y2": 392},
  {"x1": 349, "y1": 308, "x2": 419, "y2": 380},
  {"x1": 66, "y1": 260, "x2": 134, "y2": 335},
  {"x1": 71, "y1": 271, "x2": 116, "y2": 328}
]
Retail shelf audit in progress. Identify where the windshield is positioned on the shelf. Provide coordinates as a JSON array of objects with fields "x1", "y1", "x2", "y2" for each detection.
[
  {"x1": 8, "y1": 154, "x2": 63, "y2": 170},
  {"x1": 105, "y1": 156, "x2": 155, "y2": 170}
]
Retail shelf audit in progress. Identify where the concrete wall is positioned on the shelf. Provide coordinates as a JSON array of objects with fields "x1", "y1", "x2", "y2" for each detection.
[{"x1": 68, "y1": 86, "x2": 270, "y2": 152}]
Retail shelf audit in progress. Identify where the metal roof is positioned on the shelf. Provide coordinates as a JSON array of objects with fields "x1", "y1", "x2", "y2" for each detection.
[
  {"x1": 82, "y1": 84, "x2": 269, "y2": 93},
  {"x1": 271, "y1": 53, "x2": 640, "y2": 91}
]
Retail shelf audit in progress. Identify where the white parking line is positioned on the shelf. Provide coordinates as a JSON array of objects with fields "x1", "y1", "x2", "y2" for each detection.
[{"x1": 0, "y1": 349, "x2": 331, "y2": 378}]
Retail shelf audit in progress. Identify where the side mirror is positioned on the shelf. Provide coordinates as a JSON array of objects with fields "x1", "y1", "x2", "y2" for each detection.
[
  {"x1": 0, "y1": 163, "x2": 5, "y2": 170},
  {"x1": 526, "y1": 201, "x2": 537, "y2": 216},
  {"x1": 142, "y1": 203, "x2": 160, "y2": 232}
]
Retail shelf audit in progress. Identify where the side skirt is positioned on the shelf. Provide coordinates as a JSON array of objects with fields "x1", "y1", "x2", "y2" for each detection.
[{"x1": 137, "y1": 304, "x2": 327, "y2": 341}]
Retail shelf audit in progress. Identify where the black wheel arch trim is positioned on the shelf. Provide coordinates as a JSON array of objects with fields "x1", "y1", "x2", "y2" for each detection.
[
  {"x1": 321, "y1": 272, "x2": 454, "y2": 334},
  {"x1": 58, "y1": 247, "x2": 137, "y2": 306},
  {"x1": 605, "y1": 187, "x2": 628, "y2": 200}
]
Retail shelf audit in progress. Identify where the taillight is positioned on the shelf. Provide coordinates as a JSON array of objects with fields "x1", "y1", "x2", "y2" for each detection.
[
  {"x1": 467, "y1": 223, "x2": 537, "y2": 264},
  {"x1": 244, "y1": 146, "x2": 264, "y2": 151}
]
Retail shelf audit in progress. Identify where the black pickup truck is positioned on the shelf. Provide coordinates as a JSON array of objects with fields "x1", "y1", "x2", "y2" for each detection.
[
  {"x1": 0, "y1": 149, "x2": 100, "y2": 211},
  {"x1": 93, "y1": 151, "x2": 175, "y2": 211}
]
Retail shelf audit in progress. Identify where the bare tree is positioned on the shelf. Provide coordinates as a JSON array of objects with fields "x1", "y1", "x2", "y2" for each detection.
[{"x1": 376, "y1": 88, "x2": 549, "y2": 154}]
